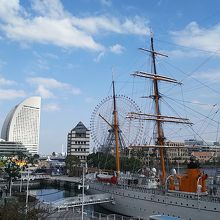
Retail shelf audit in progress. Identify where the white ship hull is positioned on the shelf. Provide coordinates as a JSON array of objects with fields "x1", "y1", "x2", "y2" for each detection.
[{"x1": 87, "y1": 182, "x2": 220, "y2": 220}]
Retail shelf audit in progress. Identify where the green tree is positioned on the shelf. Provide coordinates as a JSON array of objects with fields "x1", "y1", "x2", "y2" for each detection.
[
  {"x1": 0, "y1": 199, "x2": 51, "y2": 220},
  {"x1": 33, "y1": 154, "x2": 40, "y2": 159},
  {"x1": 17, "y1": 151, "x2": 27, "y2": 160},
  {"x1": 27, "y1": 154, "x2": 39, "y2": 165},
  {"x1": 65, "y1": 155, "x2": 80, "y2": 168},
  {"x1": 87, "y1": 152, "x2": 143, "y2": 172},
  {"x1": 33, "y1": 154, "x2": 40, "y2": 163},
  {"x1": 0, "y1": 160, "x2": 4, "y2": 168},
  {"x1": 87, "y1": 152, "x2": 115, "y2": 170},
  {"x1": 121, "y1": 157, "x2": 143, "y2": 172},
  {"x1": 4, "y1": 160, "x2": 21, "y2": 194}
]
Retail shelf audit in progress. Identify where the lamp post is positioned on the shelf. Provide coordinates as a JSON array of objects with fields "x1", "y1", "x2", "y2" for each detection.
[
  {"x1": 78, "y1": 165, "x2": 89, "y2": 220},
  {"x1": 25, "y1": 167, "x2": 30, "y2": 214},
  {"x1": 82, "y1": 166, "x2": 85, "y2": 220},
  {"x1": 20, "y1": 176, "x2": 23, "y2": 192},
  {"x1": 9, "y1": 178, "x2": 12, "y2": 196}
]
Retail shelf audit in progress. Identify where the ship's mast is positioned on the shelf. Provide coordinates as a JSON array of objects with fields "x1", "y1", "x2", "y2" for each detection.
[
  {"x1": 150, "y1": 36, "x2": 166, "y2": 182},
  {"x1": 128, "y1": 34, "x2": 192, "y2": 185},
  {"x1": 112, "y1": 80, "x2": 120, "y2": 176},
  {"x1": 98, "y1": 80, "x2": 123, "y2": 176}
]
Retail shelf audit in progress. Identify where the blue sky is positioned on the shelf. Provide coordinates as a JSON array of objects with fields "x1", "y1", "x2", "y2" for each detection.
[{"x1": 1, "y1": 0, "x2": 220, "y2": 154}]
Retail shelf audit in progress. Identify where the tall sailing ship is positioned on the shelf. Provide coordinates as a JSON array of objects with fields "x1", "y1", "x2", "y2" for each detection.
[{"x1": 86, "y1": 35, "x2": 220, "y2": 220}]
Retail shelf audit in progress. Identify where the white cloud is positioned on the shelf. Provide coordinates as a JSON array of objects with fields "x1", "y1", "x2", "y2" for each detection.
[
  {"x1": 36, "y1": 85, "x2": 54, "y2": 99},
  {"x1": 171, "y1": 22, "x2": 220, "y2": 53},
  {"x1": 0, "y1": 0, "x2": 103, "y2": 51},
  {"x1": 0, "y1": 89, "x2": 26, "y2": 100},
  {"x1": 31, "y1": 0, "x2": 66, "y2": 18},
  {"x1": 0, "y1": 76, "x2": 16, "y2": 86},
  {"x1": 27, "y1": 76, "x2": 81, "y2": 98},
  {"x1": 94, "y1": 51, "x2": 105, "y2": 62},
  {"x1": 0, "y1": 0, "x2": 149, "y2": 51},
  {"x1": 42, "y1": 103, "x2": 60, "y2": 112},
  {"x1": 71, "y1": 16, "x2": 149, "y2": 35},
  {"x1": 27, "y1": 77, "x2": 69, "y2": 89},
  {"x1": 0, "y1": 0, "x2": 22, "y2": 23},
  {"x1": 110, "y1": 44, "x2": 125, "y2": 54},
  {"x1": 2, "y1": 17, "x2": 104, "y2": 51},
  {"x1": 94, "y1": 44, "x2": 124, "y2": 62}
]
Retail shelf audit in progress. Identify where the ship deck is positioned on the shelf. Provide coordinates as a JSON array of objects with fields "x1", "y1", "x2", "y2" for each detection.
[{"x1": 88, "y1": 180, "x2": 220, "y2": 204}]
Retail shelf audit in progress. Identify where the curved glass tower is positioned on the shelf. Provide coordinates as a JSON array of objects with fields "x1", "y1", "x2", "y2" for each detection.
[{"x1": 1, "y1": 96, "x2": 41, "y2": 155}]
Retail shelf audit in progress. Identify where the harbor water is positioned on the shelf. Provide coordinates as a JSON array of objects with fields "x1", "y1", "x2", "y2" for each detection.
[{"x1": 29, "y1": 185, "x2": 112, "y2": 215}]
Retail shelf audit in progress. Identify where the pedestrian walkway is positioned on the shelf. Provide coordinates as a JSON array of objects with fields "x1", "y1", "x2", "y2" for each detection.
[
  {"x1": 49, "y1": 176, "x2": 81, "y2": 183},
  {"x1": 47, "y1": 194, "x2": 114, "y2": 211}
]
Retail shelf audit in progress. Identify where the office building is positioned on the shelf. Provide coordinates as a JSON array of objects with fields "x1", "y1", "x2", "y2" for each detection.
[{"x1": 67, "y1": 122, "x2": 90, "y2": 163}]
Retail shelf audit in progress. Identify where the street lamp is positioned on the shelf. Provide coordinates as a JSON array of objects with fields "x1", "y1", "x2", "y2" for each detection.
[
  {"x1": 25, "y1": 166, "x2": 31, "y2": 214},
  {"x1": 78, "y1": 165, "x2": 89, "y2": 220},
  {"x1": 20, "y1": 177, "x2": 23, "y2": 193},
  {"x1": 9, "y1": 178, "x2": 13, "y2": 196}
]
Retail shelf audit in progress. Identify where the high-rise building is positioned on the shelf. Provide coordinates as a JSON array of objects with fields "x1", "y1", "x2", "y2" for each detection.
[
  {"x1": 1, "y1": 96, "x2": 41, "y2": 155},
  {"x1": 67, "y1": 122, "x2": 90, "y2": 163}
]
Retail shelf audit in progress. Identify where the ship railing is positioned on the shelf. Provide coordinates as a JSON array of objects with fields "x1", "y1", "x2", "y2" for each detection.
[
  {"x1": 117, "y1": 183, "x2": 165, "y2": 196},
  {"x1": 165, "y1": 190, "x2": 220, "y2": 203},
  {"x1": 95, "y1": 180, "x2": 220, "y2": 204},
  {"x1": 115, "y1": 184, "x2": 220, "y2": 203}
]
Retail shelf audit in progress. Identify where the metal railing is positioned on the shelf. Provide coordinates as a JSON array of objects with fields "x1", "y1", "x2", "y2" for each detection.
[
  {"x1": 46, "y1": 210, "x2": 141, "y2": 220},
  {"x1": 46, "y1": 194, "x2": 114, "y2": 211}
]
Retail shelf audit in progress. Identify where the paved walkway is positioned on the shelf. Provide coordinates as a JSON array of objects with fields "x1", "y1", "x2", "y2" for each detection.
[{"x1": 49, "y1": 176, "x2": 81, "y2": 183}]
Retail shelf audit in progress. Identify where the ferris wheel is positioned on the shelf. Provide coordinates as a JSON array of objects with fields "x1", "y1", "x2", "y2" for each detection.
[{"x1": 90, "y1": 94, "x2": 144, "y2": 151}]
